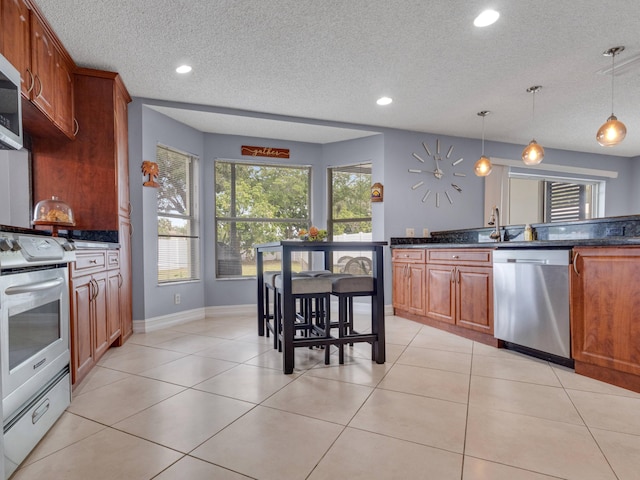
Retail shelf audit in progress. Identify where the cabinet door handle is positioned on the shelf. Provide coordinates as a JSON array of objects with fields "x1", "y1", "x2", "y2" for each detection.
[
  {"x1": 35, "y1": 75, "x2": 43, "y2": 98},
  {"x1": 73, "y1": 118, "x2": 79, "y2": 136},
  {"x1": 26, "y1": 69, "x2": 35, "y2": 94},
  {"x1": 450, "y1": 268, "x2": 455, "y2": 283},
  {"x1": 118, "y1": 273, "x2": 123, "y2": 288},
  {"x1": 456, "y1": 268, "x2": 460, "y2": 284},
  {"x1": 572, "y1": 252, "x2": 580, "y2": 276},
  {"x1": 90, "y1": 278, "x2": 100, "y2": 301}
]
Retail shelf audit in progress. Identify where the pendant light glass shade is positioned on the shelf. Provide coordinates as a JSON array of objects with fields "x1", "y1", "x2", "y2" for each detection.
[
  {"x1": 522, "y1": 86, "x2": 544, "y2": 165},
  {"x1": 596, "y1": 114, "x2": 626, "y2": 146},
  {"x1": 522, "y1": 139, "x2": 545, "y2": 165},
  {"x1": 475, "y1": 111, "x2": 492, "y2": 177},
  {"x1": 597, "y1": 46, "x2": 626, "y2": 147},
  {"x1": 474, "y1": 155, "x2": 492, "y2": 176}
]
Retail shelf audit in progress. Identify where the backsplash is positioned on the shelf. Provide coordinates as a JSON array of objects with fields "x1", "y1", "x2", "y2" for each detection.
[
  {"x1": 59, "y1": 229, "x2": 119, "y2": 244},
  {"x1": 391, "y1": 215, "x2": 640, "y2": 245}
]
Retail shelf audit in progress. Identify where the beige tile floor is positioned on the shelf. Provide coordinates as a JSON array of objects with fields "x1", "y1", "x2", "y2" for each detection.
[{"x1": 11, "y1": 312, "x2": 640, "y2": 480}]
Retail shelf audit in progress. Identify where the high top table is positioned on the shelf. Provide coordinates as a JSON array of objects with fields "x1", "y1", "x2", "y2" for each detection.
[{"x1": 255, "y1": 241, "x2": 387, "y2": 374}]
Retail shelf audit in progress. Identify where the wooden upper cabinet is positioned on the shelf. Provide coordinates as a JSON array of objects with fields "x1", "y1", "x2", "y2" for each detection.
[
  {"x1": 29, "y1": 12, "x2": 55, "y2": 120},
  {"x1": 115, "y1": 79, "x2": 131, "y2": 217},
  {"x1": 53, "y1": 48, "x2": 75, "y2": 135},
  {"x1": 0, "y1": 0, "x2": 76, "y2": 138},
  {"x1": 32, "y1": 70, "x2": 130, "y2": 230},
  {"x1": 0, "y1": 0, "x2": 32, "y2": 96}
]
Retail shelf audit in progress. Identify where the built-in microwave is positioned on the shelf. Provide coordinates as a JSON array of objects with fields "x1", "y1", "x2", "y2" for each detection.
[{"x1": 0, "y1": 53, "x2": 23, "y2": 150}]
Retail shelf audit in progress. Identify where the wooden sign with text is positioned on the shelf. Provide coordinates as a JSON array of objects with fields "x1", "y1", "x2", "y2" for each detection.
[{"x1": 241, "y1": 145, "x2": 290, "y2": 158}]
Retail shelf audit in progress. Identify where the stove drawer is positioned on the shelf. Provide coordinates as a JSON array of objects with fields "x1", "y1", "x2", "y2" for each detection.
[{"x1": 3, "y1": 371, "x2": 71, "y2": 478}]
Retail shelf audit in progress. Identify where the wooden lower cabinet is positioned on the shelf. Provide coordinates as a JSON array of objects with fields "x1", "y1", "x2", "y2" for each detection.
[
  {"x1": 70, "y1": 274, "x2": 94, "y2": 384},
  {"x1": 426, "y1": 249, "x2": 493, "y2": 334},
  {"x1": 392, "y1": 249, "x2": 426, "y2": 316},
  {"x1": 70, "y1": 249, "x2": 125, "y2": 386},
  {"x1": 393, "y1": 247, "x2": 495, "y2": 345},
  {"x1": 392, "y1": 262, "x2": 426, "y2": 315},
  {"x1": 571, "y1": 246, "x2": 640, "y2": 392},
  {"x1": 456, "y1": 266, "x2": 493, "y2": 334},
  {"x1": 425, "y1": 264, "x2": 455, "y2": 324},
  {"x1": 107, "y1": 266, "x2": 122, "y2": 346}
]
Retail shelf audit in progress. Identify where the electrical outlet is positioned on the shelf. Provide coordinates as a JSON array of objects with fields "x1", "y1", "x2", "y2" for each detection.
[
  {"x1": 605, "y1": 226, "x2": 624, "y2": 236},
  {"x1": 405, "y1": 228, "x2": 415, "y2": 237},
  {"x1": 174, "y1": 293, "x2": 181, "y2": 305},
  {"x1": 423, "y1": 228, "x2": 430, "y2": 238}
]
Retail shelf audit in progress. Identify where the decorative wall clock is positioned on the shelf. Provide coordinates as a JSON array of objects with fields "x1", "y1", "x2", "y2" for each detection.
[{"x1": 408, "y1": 139, "x2": 466, "y2": 207}]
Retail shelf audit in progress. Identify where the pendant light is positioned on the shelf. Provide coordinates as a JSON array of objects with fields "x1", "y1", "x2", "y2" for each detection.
[
  {"x1": 596, "y1": 46, "x2": 626, "y2": 147},
  {"x1": 522, "y1": 85, "x2": 545, "y2": 165},
  {"x1": 474, "y1": 111, "x2": 492, "y2": 177}
]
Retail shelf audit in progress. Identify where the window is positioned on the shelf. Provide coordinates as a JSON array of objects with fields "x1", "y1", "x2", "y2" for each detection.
[
  {"x1": 156, "y1": 145, "x2": 199, "y2": 283},
  {"x1": 544, "y1": 181, "x2": 593, "y2": 222},
  {"x1": 327, "y1": 163, "x2": 372, "y2": 274},
  {"x1": 328, "y1": 163, "x2": 372, "y2": 239},
  {"x1": 215, "y1": 160, "x2": 311, "y2": 277}
]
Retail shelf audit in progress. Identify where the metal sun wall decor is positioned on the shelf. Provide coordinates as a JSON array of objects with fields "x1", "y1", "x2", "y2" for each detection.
[{"x1": 142, "y1": 160, "x2": 159, "y2": 187}]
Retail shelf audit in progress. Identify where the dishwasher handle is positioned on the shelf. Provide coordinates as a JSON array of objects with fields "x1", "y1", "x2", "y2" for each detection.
[{"x1": 503, "y1": 258, "x2": 548, "y2": 264}]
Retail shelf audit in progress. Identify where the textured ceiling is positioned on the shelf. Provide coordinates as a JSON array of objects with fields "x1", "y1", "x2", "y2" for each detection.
[{"x1": 33, "y1": 0, "x2": 640, "y2": 156}]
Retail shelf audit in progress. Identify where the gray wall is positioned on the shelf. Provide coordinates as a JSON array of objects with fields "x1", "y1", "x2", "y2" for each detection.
[
  {"x1": 129, "y1": 103, "x2": 206, "y2": 320},
  {"x1": 128, "y1": 98, "x2": 638, "y2": 324}
]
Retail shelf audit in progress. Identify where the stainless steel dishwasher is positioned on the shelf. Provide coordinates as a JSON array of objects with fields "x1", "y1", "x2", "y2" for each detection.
[{"x1": 493, "y1": 248, "x2": 572, "y2": 363}]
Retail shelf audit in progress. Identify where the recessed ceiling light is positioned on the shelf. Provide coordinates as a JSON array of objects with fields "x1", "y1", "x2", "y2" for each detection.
[
  {"x1": 176, "y1": 65, "x2": 192, "y2": 74},
  {"x1": 377, "y1": 97, "x2": 393, "y2": 106},
  {"x1": 474, "y1": 9, "x2": 500, "y2": 27}
]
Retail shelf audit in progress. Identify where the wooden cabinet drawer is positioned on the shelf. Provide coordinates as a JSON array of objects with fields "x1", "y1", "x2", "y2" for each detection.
[
  {"x1": 427, "y1": 249, "x2": 492, "y2": 266},
  {"x1": 107, "y1": 250, "x2": 120, "y2": 270},
  {"x1": 72, "y1": 251, "x2": 106, "y2": 276},
  {"x1": 392, "y1": 248, "x2": 426, "y2": 263}
]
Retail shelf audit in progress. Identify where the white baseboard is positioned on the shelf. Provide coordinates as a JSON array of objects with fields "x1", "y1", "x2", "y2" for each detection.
[
  {"x1": 132, "y1": 307, "x2": 205, "y2": 333},
  {"x1": 134, "y1": 303, "x2": 395, "y2": 333}
]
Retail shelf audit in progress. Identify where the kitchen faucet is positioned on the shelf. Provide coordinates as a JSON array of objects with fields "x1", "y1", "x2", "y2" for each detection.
[{"x1": 488, "y1": 206, "x2": 502, "y2": 241}]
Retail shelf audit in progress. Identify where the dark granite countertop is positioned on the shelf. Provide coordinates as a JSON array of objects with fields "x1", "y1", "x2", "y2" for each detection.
[
  {"x1": 391, "y1": 215, "x2": 640, "y2": 250},
  {"x1": 390, "y1": 237, "x2": 640, "y2": 249},
  {"x1": 72, "y1": 239, "x2": 120, "y2": 250}
]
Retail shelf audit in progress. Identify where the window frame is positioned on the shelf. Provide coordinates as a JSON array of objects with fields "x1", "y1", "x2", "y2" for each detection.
[
  {"x1": 156, "y1": 144, "x2": 200, "y2": 284},
  {"x1": 214, "y1": 158, "x2": 312, "y2": 279},
  {"x1": 327, "y1": 163, "x2": 372, "y2": 240}
]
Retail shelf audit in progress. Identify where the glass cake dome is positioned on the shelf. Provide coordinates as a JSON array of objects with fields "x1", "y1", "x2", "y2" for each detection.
[{"x1": 32, "y1": 196, "x2": 75, "y2": 226}]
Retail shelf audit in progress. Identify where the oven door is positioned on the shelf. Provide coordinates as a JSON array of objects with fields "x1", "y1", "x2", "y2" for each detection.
[{"x1": 1, "y1": 267, "x2": 70, "y2": 420}]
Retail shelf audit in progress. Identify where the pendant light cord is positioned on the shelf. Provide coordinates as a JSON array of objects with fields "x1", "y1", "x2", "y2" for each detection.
[
  {"x1": 481, "y1": 115, "x2": 485, "y2": 156},
  {"x1": 610, "y1": 52, "x2": 615, "y2": 115}
]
